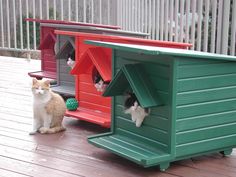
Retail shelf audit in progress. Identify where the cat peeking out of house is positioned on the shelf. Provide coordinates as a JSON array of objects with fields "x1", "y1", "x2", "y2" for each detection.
[
  {"x1": 124, "y1": 92, "x2": 150, "y2": 127},
  {"x1": 93, "y1": 69, "x2": 109, "y2": 92},
  {"x1": 67, "y1": 51, "x2": 75, "y2": 68}
]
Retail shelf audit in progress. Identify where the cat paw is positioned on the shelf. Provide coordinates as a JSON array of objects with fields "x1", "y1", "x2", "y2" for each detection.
[
  {"x1": 135, "y1": 122, "x2": 142, "y2": 127},
  {"x1": 135, "y1": 119, "x2": 144, "y2": 127},
  {"x1": 131, "y1": 116, "x2": 136, "y2": 122},
  {"x1": 29, "y1": 131, "x2": 37, "y2": 135},
  {"x1": 39, "y1": 127, "x2": 49, "y2": 134}
]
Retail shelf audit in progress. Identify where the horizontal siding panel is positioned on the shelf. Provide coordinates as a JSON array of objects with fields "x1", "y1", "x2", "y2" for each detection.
[
  {"x1": 79, "y1": 101, "x2": 110, "y2": 113},
  {"x1": 177, "y1": 86, "x2": 236, "y2": 106},
  {"x1": 176, "y1": 122, "x2": 236, "y2": 145},
  {"x1": 178, "y1": 57, "x2": 224, "y2": 66},
  {"x1": 115, "y1": 63, "x2": 170, "y2": 79},
  {"x1": 176, "y1": 134, "x2": 236, "y2": 157},
  {"x1": 176, "y1": 98, "x2": 236, "y2": 119},
  {"x1": 115, "y1": 56, "x2": 138, "y2": 67},
  {"x1": 177, "y1": 73, "x2": 236, "y2": 92},
  {"x1": 59, "y1": 73, "x2": 75, "y2": 83},
  {"x1": 155, "y1": 91, "x2": 169, "y2": 104},
  {"x1": 142, "y1": 63, "x2": 170, "y2": 78},
  {"x1": 115, "y1": 116, "x2": 168, "y2": 145},
  {"x1": 115, "y1": 91, "x2": 168, "y2": 107},
  {"x1": 60, "y1": 80, "x2": 75, "y2": 86},
  {"x1": 78, "y1": 82, "x2": 98, "y2": 94},
  {"x1": 59, "y1": 64, "x2": 72, "y2": 74},
  {"x1": 151, "y1": 106, "x2": 171, "y2": 118},
  {"x1": 115, "y1": 104, "x2": 169, "y2": 132},
  {"x1": 178, "y1": 62, "x2": 236, "y2": 79},
  {"x1": 149, "y1": 76, "x2": 169, "y2": 92},
  {"x1": 79, "y1": 74, "x2": 93, "y2": 82},
  {"x1": 79, "y1": 92, "x2": 110, "y2": 107},
  {"x1": 116, "y1": 50, "x2": 171, "y2": 66},
  {"x1": 44, "y1": 60, "x2": 56, "y2": 66},
  {"x1": 44, "y1": 66, "x2": 56, "y2": 72},
  {"x1": 44, "y1": 50, "x2": 55, "y2": 56},
  {"x1": 176, "y1": 110, "x2": 236, "y2": 132}
]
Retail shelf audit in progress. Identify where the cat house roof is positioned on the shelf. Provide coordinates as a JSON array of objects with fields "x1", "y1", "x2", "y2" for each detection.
[
  {"x1": 85, "y1": 40, "x2": 236, "y2": 62},
  {"x1": 55, "y1": 30, "x2": 191, "y2": 49},
  {"x1": 103, "y1": 64, "x2": 162, "y2": 108},
  {"x1": 25, "y1": 18, "x2": 121, "y2": 30},
  {"x1": 71, "y1": 47, "x2": 111, "y2": 82},
  {"x1": 38, "y1": 31, "x2": 56, "y2": 50},
  {"x1": 55, "y1": 37, "x2": 75, "y2": 59}
]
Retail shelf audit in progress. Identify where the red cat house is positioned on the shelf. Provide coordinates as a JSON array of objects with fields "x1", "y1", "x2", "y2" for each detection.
[
  {"x1": 52, "y1": 30, "x2": 147, "y2": 96},
  {"x1": 54, "y1": 30, "x2": 192, "y2": 128},
  {"x1": 26, "y1": 18, "x2": 121, "y2": 80}
]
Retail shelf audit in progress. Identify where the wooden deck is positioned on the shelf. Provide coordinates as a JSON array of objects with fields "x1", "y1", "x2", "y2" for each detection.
[{"x1": 0, "y1": 56, "x2": 236, "y2": 177}]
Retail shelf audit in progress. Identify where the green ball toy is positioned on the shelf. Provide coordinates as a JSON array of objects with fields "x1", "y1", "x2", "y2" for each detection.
[{"x1": 66, "y1": 98, "x2": 79, "y2": 111}]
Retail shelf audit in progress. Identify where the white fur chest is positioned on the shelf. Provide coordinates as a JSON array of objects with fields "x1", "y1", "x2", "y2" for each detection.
[{"x1": 33, "y1": 93, "x2": 51, "y2": 118}]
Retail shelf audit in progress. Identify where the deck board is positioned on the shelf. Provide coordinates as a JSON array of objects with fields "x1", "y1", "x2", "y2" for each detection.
[{"x1": 0, "y1": 56, "x2": 236, "y2": 176}]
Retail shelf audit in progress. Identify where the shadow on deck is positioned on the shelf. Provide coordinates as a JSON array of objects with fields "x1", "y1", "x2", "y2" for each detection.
[{"x1": 0, "y1": 56, "x2": 235, "y2": 177}]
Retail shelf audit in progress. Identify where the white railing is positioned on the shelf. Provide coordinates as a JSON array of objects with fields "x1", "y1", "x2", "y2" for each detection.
[
  {"x1": 0, "y1": 0, "x2": 117, "y2": 53},
  {"x1": 117, "y1": 0, "x2": 236, "y2": 55},
  {"x1": 0, "y1": 0, "x2": 235, "y2": 56}
]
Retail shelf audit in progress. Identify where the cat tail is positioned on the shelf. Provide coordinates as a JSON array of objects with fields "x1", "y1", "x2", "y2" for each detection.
[{"x1": 46, "y1": 126, "x2": 66, "y2": 134}]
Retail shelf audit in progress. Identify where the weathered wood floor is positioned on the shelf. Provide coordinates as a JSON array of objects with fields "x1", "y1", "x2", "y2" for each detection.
[{"x1": 0, "y1": 56, "x2": 236, "y2": 177}]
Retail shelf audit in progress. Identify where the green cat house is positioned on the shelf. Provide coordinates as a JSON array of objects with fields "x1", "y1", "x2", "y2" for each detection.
[{"x1": 86, "y1": 40, "x2": 236, "y2": 171}]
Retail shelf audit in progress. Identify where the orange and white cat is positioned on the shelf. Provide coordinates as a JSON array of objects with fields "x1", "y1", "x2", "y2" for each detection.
[{"x1": 30, "y1": 78, "x2": 66, "y2": 135}]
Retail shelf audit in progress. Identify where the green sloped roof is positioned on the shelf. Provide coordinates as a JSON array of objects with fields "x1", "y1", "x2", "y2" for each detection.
[
  {"x1": 103, "y1": 64, "x2": 163, "y2": 108},
  {"x1": 85, "y1": 40, "x2": 236, "y2": 62}
]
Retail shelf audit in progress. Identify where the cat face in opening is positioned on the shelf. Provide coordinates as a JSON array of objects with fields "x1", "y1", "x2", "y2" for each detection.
[
  {"x1": 67, "y1": 51, "x2": 75, "y2": 68},
  {"x1": 32, "y1": 78, "x2": 50, "y2": 96},
  {"x1": 93, "y1": 70, "x2": 109, "y2": 92},
  {"x1": 124, "y1": 92, "x2": 150, "y2": 127},
  {"x1": 124, "y1": 92, "x2": 139, "y2": 111},
  {"x1": 124, "y1": 92, "x2": 150, "y2": 113}
]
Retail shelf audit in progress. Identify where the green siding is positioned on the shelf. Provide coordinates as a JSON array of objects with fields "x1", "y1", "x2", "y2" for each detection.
[
  {"x1": 178, "y1": 61, "x2": 236, "y2": 79},
  {"x1": 113, "y1": 51, "x2": 172, "y2": 152},
  {"x1": 176, "y1": 135, "x2": 236, "y2": 157},
  {"x1": 177, "y1": 73, "x2": 236, "y2": 92},
  {"x1": 177, "y1": 87, "x2": 236, "y2": 106},
  {"x1": 176, "y1": 58, "x2": 236, "y2": 157},
  {"x1": 87, "y1": 41, "x2": 236, "y2": 169}
]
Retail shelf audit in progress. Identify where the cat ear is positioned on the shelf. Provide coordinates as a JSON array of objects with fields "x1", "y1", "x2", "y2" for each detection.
[
  {"x1": 32, "y1": 78, "x2": 38, "y2": 85},
  {"x1": 44, "y1": 80, "x2": 51, "y2": 86}
]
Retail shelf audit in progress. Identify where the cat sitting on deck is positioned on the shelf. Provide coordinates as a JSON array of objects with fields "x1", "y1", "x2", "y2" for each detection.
[{"x1": 30, "y1": 78, "x2": 66, "y2": 135}]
